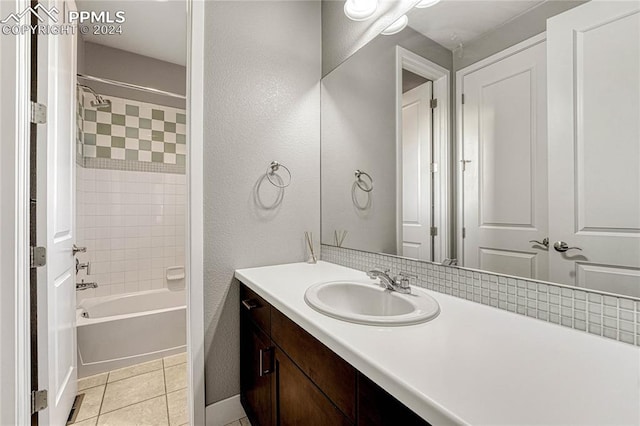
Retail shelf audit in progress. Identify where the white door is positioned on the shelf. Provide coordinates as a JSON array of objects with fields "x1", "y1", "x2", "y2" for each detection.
[
  {"x1": 461, "y1": 41, "x2": 548, "y2": 279},
  {"x1": 36, "y1": 0, "x2": 78, "y2": 423},
  {"x1": 547, "y1": 1, "x2": 640, "y2": 297},
  {"x1": 401, "y1": 81, "x2": 433, "y2": 261}
]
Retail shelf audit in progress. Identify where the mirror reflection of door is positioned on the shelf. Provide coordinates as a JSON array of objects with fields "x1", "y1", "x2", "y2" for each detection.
[
  {"x1": 401, "y1": 71, "x2": 433, "y2": 261},
  {"x1": 460, "y1": 40, "x2": 548, "y2": 280}
]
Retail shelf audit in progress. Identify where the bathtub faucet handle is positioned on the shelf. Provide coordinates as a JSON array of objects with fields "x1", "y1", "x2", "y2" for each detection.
[
  {"x1": 76, "y1": 280, "x2": 98, "y2": 291},
  {"x1": 76, "y1": 258, "x2": 91, "y2": 275}
]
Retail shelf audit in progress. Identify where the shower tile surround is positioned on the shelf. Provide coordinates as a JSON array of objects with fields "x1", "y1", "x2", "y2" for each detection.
[
  {"x1": 321, "y1": 245, "x2": 640, "y2": 347},
  {"x1": 78, "y1": 91, "x2": 187, "y2": 173},
  {"x1": 76, "y1": 167, "x2": 186, "y2": 301}
]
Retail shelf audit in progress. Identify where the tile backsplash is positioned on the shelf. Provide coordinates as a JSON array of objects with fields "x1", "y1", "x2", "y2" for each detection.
[
  {"x1": 321, "y1": 245, "x2": 640, "y2": 347},
  {"x1": 79, "y1": 91, "x2": 186, "y2": 174},
  {"x1": 76, "y1": 167, "x2": 186, "y2": 302}
]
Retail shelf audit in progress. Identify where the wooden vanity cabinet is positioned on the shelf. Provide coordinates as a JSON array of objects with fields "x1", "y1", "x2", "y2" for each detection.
[{"x1": 239, "y1": 283, "x2": 430, "y2": 426}]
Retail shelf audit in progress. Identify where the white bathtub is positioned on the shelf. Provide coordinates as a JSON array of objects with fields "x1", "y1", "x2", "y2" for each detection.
[{"x1": 77, "y1": 288, "x2": 186, "y2": 378}]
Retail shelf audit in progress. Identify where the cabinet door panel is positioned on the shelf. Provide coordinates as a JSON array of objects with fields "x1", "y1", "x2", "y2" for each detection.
[
  {"x1": 241, "y1": 318, "x2": 272, "y2": 426},
  {"x1": 271, "y1": 309, "x2": 356, "y2": 421},
  {"x1": 273, "y1": 348, "x2": 352, "y2": 426}
]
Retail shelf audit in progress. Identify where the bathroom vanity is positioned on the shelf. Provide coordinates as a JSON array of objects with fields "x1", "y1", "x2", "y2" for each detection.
[{"x1": 236, "y1": 262, "x2": 640, "y2": 425}]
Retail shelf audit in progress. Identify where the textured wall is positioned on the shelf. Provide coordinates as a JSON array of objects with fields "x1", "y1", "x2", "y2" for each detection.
[
  {"x1": 203, "y1": 1, "x2": 321, "y2": 404},
  {"x1": 321, "y1": 0, "x2": 420, "y2": 76},
  {"x1": 322, "y1": 27, "x2": 451, "y2": 254}
]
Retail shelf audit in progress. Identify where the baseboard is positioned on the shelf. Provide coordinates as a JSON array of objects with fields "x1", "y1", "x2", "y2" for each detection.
[{"x1": 205, "y1": 394, "x2": 246, "y2": 426}]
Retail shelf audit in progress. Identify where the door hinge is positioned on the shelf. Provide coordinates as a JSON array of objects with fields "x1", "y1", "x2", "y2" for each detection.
[
  {"x1": 430, "y1": 163, "x2": 438, "y2": 173},
  {"x1": 462, "y1": 227, "x2": 466, "y2": 238},
  {"x1": 30, "y1": 246, "x2": 47, "y2": 268},
  {"x1": 31, "y1": 389, "x2": 48, "y2": 414},
  {"x1": 461, "y1": 94, "x2": 465, "y2": 104},
  {"x1": 30, "y1": 102, "x2": 47, "y2": 124},
  {"x1": 430, "y1": 227, "x2": 438, "y2": 237},
  {"x1": 430, "y1": 98, "x2": 438, "y2": 109}
]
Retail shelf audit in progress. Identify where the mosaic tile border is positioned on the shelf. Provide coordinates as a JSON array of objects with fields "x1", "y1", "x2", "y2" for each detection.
[
  {"x1": 321, "y1": 244, "x2": 640, "y2": 347},
  {"x1": 82, "y1": 157, "x2": 185, "y2": 174}
]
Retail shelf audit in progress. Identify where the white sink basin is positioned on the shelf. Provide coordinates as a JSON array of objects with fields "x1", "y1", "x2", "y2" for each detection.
[{"x1": 304, "y1": 280, "x2": 440, "y2": 326}]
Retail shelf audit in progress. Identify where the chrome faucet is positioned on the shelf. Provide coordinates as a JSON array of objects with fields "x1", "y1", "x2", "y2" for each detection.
[
  {"x1": 76, "y1": 280, "x2": 98, "y2": 291},
  {"x1": 366, "y1": 268, "x2": 414, "y2": 294}
]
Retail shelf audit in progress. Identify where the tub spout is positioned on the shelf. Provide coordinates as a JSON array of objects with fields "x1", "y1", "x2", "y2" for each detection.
[{"x1": 76, "y1": 280, "x2": 98, "y2": 291}]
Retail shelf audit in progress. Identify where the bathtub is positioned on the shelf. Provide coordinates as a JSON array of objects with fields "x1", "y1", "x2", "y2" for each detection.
[{"x1": 76, "y1": 288, "x2": 186, "y2": 378}]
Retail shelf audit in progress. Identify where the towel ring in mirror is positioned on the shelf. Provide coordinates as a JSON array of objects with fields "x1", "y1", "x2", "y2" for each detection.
[
  {"x1": 266, "y1": 161, "x2": 291, "y2": 188},
  {"x1": 355, "y1": 170, "x2": 373, "y2": 192}
]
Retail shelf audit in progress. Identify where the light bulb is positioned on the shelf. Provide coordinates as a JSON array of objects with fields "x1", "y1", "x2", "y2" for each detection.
[
  {"x1": 344, "y1": 0, "x2": 378, "y2": 21},
  {"x1": 381, "y1": 15, "x2": 408, "y2": 35},
  {"x1": 415, "y1": 0, "x2": 441, "y2": 8}
]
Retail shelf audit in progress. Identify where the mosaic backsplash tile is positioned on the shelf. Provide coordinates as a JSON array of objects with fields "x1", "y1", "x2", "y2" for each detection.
[
  {"x1": 78, "y1": 90, "x2": 186, "y2": 174},
  {"x1": 321, "y1": 244, "x2": 640, "y2": 347}
]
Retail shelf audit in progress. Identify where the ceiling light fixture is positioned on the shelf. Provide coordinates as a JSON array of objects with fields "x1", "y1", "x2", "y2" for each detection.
[
  {"x1": 415, "y1": 0, "x2": 441, "y2": 8},
  {"x1": 381, "y1": 15, "x2": 408, "y2": 35},
  {"x1": 344, "y1": 0, "x2": 378, "y2": 21}
]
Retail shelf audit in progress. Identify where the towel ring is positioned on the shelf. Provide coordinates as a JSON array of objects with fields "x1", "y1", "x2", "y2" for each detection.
[
  {"x1": 355, "y1": 170, "x2": 373, "y2": 192},
  {"x1": 266, "y1": 161, "x2": 291, "y2": 188}
]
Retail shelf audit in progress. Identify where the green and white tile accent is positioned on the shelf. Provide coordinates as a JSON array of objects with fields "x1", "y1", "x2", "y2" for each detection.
[{"x1": 79, "y1": 92, "x2": 186, "y2": 174}]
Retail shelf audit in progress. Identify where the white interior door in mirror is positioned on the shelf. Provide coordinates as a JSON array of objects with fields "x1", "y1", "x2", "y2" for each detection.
[
  {"x1": 548, "y1": 1, "x2": 640, "y2": 297},
  {"x1": 461, "y1": 40, "x2": 548, "y2": 279},
  {"x1": 401, "y1": 81, "x2": 433, "y2": 261},
  {"x1": 37, "y1": 0, "x2": 78, "y2": 424}
]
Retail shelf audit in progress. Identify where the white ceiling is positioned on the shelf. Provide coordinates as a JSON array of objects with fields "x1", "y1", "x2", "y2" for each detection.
[
  {"x1": 407, "y1": 0, "x2": 546, "y2": 50},
  {"x1": 76, "y1": 0, "x2": 187, "y2": 66}
]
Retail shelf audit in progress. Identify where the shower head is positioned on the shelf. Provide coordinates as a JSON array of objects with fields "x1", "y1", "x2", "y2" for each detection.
[{"x1": 78, "y1": 84, "x2": 112, "y2": 111}]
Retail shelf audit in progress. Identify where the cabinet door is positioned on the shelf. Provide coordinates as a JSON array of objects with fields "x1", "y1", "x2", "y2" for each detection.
[
  {"x1": 241, "y1": 319, "x2": 273, "y2": 426},
  {"x1": 273, "y1": 347, "x2": 352, "y2": 426}
]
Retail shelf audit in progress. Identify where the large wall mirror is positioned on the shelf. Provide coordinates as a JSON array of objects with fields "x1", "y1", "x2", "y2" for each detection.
[{"x1": 321, "y1": 0, "x2": 640, "y2": 298}]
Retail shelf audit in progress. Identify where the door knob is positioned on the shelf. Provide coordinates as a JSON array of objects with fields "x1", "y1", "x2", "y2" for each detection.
[
  {"x1": 553, "y1": 241, "x2": 582, "y2": 253},
  {"x1": 529, "y1": 237, "x2": 549, "y2": 248}
]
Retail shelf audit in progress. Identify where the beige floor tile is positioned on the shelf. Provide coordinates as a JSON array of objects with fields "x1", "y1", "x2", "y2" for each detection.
[
  {"x1": 224, "y1": 421, "x2": 241, "y2": 426},
  {"x1": 108, "y1": 359, "x2": 163, "y2": 383},
  {"x1": 239, "y1": 417, "x2": 251, "y2": 426},
  {"x1": 78, "y1": 373, "x2": 108, "y2": 391},
  {"x1": 163, "y1": 352, "x2": 187, "y2": 368},
  {"x1": 167, "y1": 389, "x2": 188, "y2": 426},
  {"x1": 101, "y1": 370, "x2": 165, "y2": 414},
  {"x1": 71, "y1": 416, "x2": 98, "y2": 426},
  {"x1": 97, "y1": 396, "x2": 168, "y2": 426},
  {"x1": 164, "y1": 363, "x2": 187, "y2": 393},
  {"x1": 75, "y1": 386, "x2": 105, "y2": 422}
]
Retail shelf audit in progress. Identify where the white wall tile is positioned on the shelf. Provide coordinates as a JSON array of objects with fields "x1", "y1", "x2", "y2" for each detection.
[{"x1": 76, "y1": 168, "x2": 186, "y2": 299}]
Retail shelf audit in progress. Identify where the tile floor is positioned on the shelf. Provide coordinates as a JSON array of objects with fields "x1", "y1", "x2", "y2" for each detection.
[
  {"x1": 224, "y1": 419, "x2": 251, "y2": 426},
  {"x1": 71, "y1": 353, "x2": 188, "y2": 426}
]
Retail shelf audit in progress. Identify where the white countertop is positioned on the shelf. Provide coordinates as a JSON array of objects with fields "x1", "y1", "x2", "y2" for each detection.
[{"x1": 235, "y1": 261, "x2": 640, "y2": 425}]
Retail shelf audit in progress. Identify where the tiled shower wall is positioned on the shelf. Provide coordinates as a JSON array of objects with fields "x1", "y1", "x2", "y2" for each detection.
[
  {"x1": 75, "y1": 167, "x2": 186, "y2": 302},
  {"x1": 75, "y1": 91, "x2": 187, "y2": 302},
  {"x1": 321, "y1": 245, "x2": 640, "y2": 347}
]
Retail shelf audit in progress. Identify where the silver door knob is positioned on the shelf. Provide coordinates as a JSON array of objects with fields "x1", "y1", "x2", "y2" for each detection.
[
  {"x1": 529, "y1": 237, "x2": 549, "y2": 248},
  {"x1": 553, "y1": 241, "x2": 582, "y2": 253}
]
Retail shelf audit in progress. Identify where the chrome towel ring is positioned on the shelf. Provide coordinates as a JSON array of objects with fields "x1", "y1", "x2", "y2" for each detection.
[
  {"x1": 354, "y1": 170, "x2": 373, "y2": 192},
  {"x1": 266, "y1": 161, "x2": 291, "y2": 188}
]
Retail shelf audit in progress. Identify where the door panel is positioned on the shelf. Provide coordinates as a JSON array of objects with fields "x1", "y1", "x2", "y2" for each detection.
[
  {"x1": 36, "y1": 0, "x2": 78, "y2": 424},
  {"x1": 462, "y1": 41, "x2": 548, "y2": 279},
  {"x1": 548, "y1": 1, "x2": 640, "y2": 296},
  {"x1": 401, "y1": 81, "x2": 432, "y2": 261}
]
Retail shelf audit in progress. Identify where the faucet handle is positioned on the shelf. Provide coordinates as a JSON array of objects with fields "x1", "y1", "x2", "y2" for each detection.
[{"x1": 397, "y1": 272, "x2": 417, "y2": 288}]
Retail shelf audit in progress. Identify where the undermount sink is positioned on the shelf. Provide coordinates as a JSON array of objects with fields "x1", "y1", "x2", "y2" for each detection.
[{"x1": 304, "y1": 280, "x2": 440, "y2": 326}]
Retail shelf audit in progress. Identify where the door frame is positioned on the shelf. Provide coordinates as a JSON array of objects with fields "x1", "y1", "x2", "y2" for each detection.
[
  {"x1": 455, "y1": 32, "x2": 547, "y2": 265},
  {"x1": 395, "y1": 46, "x2": 450, "y2": 262},
  {"x1": 0, "y1": 0, "x2": 32, "y2": 423},
  {"x1": 187, "y1": 0, "x2": 206, "y2": 424}
]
